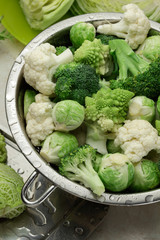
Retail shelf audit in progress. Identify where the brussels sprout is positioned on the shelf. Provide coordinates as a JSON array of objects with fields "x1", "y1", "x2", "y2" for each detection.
[
  {"x1": 127, "y1": 96, "x2": 155, "y2": 122},
  {"x1": 136, "y1": 36, "x2": 160, "y2": 61},
  {"x1": 98, "y1": 153, "x2": 134, "y2": 192},
  {"x1": 52, "y1": 100, "x2": 85, "y2": 132},
  {"x1": 70, "y1": 22, "x2": 96, "y2": 48},
  {"x1": 40, "y1": 131, "x2": 79, "y2": 165},
  {"x1": 107, "y1": 139, "x2": 122, "y2": 154},
  {"x1": 129, "y1": 159, "x2": 160, "y2": 192}
]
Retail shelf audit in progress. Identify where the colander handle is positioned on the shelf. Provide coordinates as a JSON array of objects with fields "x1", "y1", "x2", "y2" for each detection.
[{"x1": 21, "y1": 170, "x2": 57, "y2": 207}]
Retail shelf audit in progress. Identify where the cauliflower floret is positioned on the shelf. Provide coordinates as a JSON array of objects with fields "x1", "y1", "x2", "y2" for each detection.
[
  {"x1": 26, "y1": 93, "x2": 55, "y2": 146},
  {"x1": 23, "y1": 43, "x2": 73, "y2": 96},
  {"x1": 97, "y1": 4, "x2": 150, "y2": 49},
  {"x1": 114, "y1": 119, "x2": 160, "y2": 162}
]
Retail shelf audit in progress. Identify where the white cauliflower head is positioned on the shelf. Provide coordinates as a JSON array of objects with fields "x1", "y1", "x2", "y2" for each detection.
[
  {"x1": 23, "y1": 43, "x2": 73, "y2": 96},
  {"x1": 114, "y1": 119, "x2": 160, "y2": 162},
  {"x1": 26, "y1": 93, "x2": 55, "y2": 146},
  {"x1": 97, "y1": 4, "x2": 150, "y2": 49}
]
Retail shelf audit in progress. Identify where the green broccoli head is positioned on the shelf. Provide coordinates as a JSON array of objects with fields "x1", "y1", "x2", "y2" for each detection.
[
  {"x1": 54, "y1": 62, "x2": 100, "y2": 105},
  {"x1": 85, "y1": 87, "x2": 134, "y2": 132},
  {"x1": 0, "y1": 133, "x2": 7, "y2": 163},
  {"x1": 59, "y1": 145, "x2": 105, "y2": 196},
  {"x1": 0, "y1": 163, "x2": 26, "y2": 219},
  {"x1": 109, "y1": 39, "x2": 160, "y2": 100},
  {"x1": 96, "y1": 34, "x2": 118, "y2": 45},
  {"x1": 74, "y1": 38, "x2": 110, "y2": 75}
]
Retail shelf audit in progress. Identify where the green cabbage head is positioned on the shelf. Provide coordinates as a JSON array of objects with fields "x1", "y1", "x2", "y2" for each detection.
[
  {"x1": 70, "y1": 0, "x2": 160, "y2": 23},
  {"x1": 20, "y1": 0, "x2": 75, "y2": 30},
  {"x1": 0, "y1": 163, "x2": 26, "y2": 219}
]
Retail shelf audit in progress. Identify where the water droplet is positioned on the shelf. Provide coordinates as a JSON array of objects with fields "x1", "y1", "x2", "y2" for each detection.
[
  {"x1": 6, "y1": 93, "x2": 14, "y2": 102},
  {"x1": 109, "y1": 195, "x2": 115, "y2": 201},
  {"x1": 145, "y1": 195, "x2": 154, "y2": 202},
  {"x1": 75, "y1": 227, "x2": 84, "y2": 235},
  {"x1": 35, "y1": 181, "x2": 42, "y2": 190},
  {"x1": 17, "y1": 168, "x2": 24, "y2": 174},
  {"x1": 63, "y1": 220, "x2": 70, "y2": 227},
  {"x1": 22, "y1": 146, "x2": 32, "y2": 156},
  {"x1": 98, "y1": 195, "x2": 105, "y2": 203},
  {"x1": 26, "y1": 189, "x2": 34, "y2": 200},
  {"x1": 8, "y1": 118, "x2": 17, "y2": 126},
  {"x1": 33, "y1": 161, "x2": 42, "y2": 168},
  {"x1": 125, "y1": 200, "x2": 133, "y2": 205},
  {"x1": 89, "y1": 16, "x2": 94, "y2": 19}
]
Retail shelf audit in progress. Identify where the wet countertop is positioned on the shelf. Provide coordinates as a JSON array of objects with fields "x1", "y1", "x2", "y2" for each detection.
[{"x1": 1, "y1": 24, "x2": 160, "y2": 240}]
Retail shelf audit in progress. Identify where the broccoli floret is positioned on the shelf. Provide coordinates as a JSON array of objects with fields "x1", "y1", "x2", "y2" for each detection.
[
  {"x1": 56, "y1": 46, "x2": 67, "y2": 55},
  {"x1": 109, "y1": 39, "x2": 160, "y2": 100},
  {"x1": 55, "y1": 46, "x2": 76, "y2": 55},
  {"x1": 74, "y1": 38, "x2": 112, "y2": 75},
  {"x1": 54, "y1": 62, "x2": 100, "y2": 105},
  {"x1": 85, "y1": 87, "x2": 134, "y2": 132},
  {"x1": 59, "y1": 145, "x2": 105, "y2": 196},
  {"x1": 96, "y1": 34, "x2": 118, "y2": 45},
  {"x1": 0, "y1": 133, "x2": 7, "y2": 163}
]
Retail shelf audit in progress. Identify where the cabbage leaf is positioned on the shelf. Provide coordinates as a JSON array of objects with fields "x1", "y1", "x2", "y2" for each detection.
[{"x1": 70, "y1": 0, "x2": 160, "y2": 23}]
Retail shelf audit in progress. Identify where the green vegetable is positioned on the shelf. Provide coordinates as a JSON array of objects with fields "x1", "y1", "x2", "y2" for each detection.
[
  {"x1": 40, "y1": 131, "x2": 78, "y2": 165},
  {"x1": 70, "y1": 0, "x2": 160, "y2": 23},
  {"x1": 85, "y1": 87, "x2": 134, "y2": 132},
  {"x1": 129, "y1": 159, "x2": 160, "y2": 192},
  {"x1": 20, "y1": 0, "x2": 75, "y2": 30},
  {"x1": 98, "y1": 153, "x2": 134, "y2": 192},
  {"x1": 70, "y1": 22, "x2": 96, "y2": 48},
  {"x1": 96, "y1": 34, "x2": 118, "y2": 45},
  {"x1": 55, "y1": 46, "x2": 67, "y2": 55},
  {"x1": 109, "y1": 39, "x2": 160, "y2": 100},
  {"x1": 85, "y1": 122, "x2": 109, "y2": 155},
  {"x1": 0, "y1": 163, "x2": 26, "y2": 219},
  {"x1": 127, "y1": 96, "x2": 155, "y2": 122},
  {"x1": 24, "y1": 89, "x2": 37, "y2": 119},
  {"x1": 157, "y1": 96, "x2": 160, "y2": 116},
  {"x1": 155, "y1": 120, "x2": 160, "y2": 136},
  {"x1": 136, "y1": 36, "x2": 160, "y2": 61},
  {"x1": 54, "y1": 62, "x2": 100, "y2": 105},
  {"x1": 93, "y1": 153, "x2": 103, "y2": 173},
  {"x1": 74, "y1": 38, "x2": 111, "y2": 75},
  {"x1": 107, "y1": 139, "x2": 122, "y2": 154},
  {"x1": 52, "y1": 100, "x2": 85, "y2": 132},
  {"x1": 59, "y1": 145, "x2": 105, "y2": 196},
  {"x1": 0, "y1": 133, "x2": 7, "y2": 163}
]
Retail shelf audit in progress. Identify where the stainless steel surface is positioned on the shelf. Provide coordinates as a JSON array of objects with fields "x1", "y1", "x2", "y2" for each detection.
[
  {"x1": 21, "y1": 170, "x2": 56, "y2": 207},
  {"x1": 5, "y1": 12, "x2": 160, "y2": 206},
  {"x1": 0, "y1": 126, "x2": 108, "y2": 240}
]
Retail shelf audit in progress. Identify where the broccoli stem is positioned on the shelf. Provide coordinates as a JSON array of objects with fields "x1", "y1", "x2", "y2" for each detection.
[{"x1": 109, "y1": 39, "x2": 150, "y2": 79}]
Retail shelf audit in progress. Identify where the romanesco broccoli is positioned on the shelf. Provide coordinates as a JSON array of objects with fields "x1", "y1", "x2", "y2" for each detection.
[
  {"x1": 74, "y1": 38, "x2": 111, "y2": 75},
  {"x1": 85, "y1": 87, "x2": 134, "y2": 132}
]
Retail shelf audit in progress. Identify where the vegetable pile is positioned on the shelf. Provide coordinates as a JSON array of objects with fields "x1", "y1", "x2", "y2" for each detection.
[
  {"x1": 0, "y1": 133, "x2": 26, "y2": 219},
  {"x1": 23, "y1": 4, "x2": 160, "y2": 196}
]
